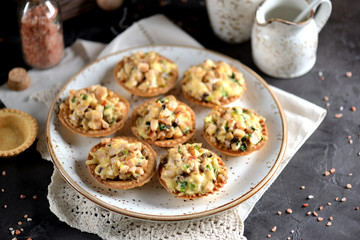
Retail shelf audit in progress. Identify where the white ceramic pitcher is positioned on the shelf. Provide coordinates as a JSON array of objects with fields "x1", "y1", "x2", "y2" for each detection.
[{"x1": 251, "y1": 0, "x2": 332, "y2": 78}]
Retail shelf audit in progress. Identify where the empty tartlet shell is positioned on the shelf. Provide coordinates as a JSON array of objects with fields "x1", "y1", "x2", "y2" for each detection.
[
  {"x1": 113, "y1": 55, "x2": 178, "y2": 97},
  {"x1": 86, "y1": 136, "x2": 157, "y2": 190},
  {"x1": 130, "y1": 96, "x2": 196, "y2": 147},
  {"x1": 0, "y1": 109, "x2": 38, "y2": 157},
  {"x1": 180, "y1": 65, "x2": 246, "y2": 108},
  {"x1": 157, "y1": 152, "x2": 228, "y2": 199},
  {"x1": 203, "y1": 117, "x2": 268, "y2": 157},
  {"x1": 58, "y1": 89, "x2": 130, "y2": 137}
]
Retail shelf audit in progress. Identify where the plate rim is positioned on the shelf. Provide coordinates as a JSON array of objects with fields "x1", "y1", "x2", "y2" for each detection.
[{"x1": 46, "y1": 44, "x2": 288, "y2": 221}]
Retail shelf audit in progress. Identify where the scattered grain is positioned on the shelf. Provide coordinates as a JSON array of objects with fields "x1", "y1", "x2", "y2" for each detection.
[
  {"x1": 346, "y1": 184, "x2": 352, "y2": 189},
  {"x1": 355, "y1": 207, "x2": 359, "y2": 210},
  {"x1": 346, "y1": 72, "x2": 352, "y2": 78},
  {"x1": 307, "y1": 195, "x2": 314, "y2": 199},
  {"x1": 340, "y1": 106, "x2": 344, "y2": 111},
  {"x1": 20, "y1": 195, "x2": 26, "y2": 199},
  {"x1": 300, "y1": 185, "x2": 306, "y2": 190},
  {"x1": 27, "y1": 218, "x2": 32, "y2": 222},
  {"x1": 349, "y1": 139, "x2": 353, "y2": 144},
  {"x1": 335, "y1": 197, "x2": 339, "y2": 201},
  {"x1": 24, "y1": 214, "x2": 28, "y2": 218},
  {"x1": 33, "y1": 195, "x2": 38, "y2": 199},
  {"x1": 271, "y1": 226, "x2": 277, "y2": 232},
  {"x1": 4, "y1": 204, "x2": 7, "y2": 208},
  {"x1": 291, "y1": 230, "x2": 295, "y2": 234},
  {"x1": 27, "y1": 238, "x2": 32, "y2": 240},
  {"x1": 1, "y1": 188, "x2": 4, "y2": 192},
  {"x1": 348, "y1": 173, "x2": 353, "y2": 176},
  {"x1": 324, "y1": 171, "x2": 330, "y2": 176},
  {"x1": 307, "y1": 211, "x2": 311, "y2": 216},
  {"x1": 348, "y1": 135, "x2": 352, "y2": 139},
  {"x1": 303, "y1": 203, "x2": 309, "y2": 208},
  {"x1": 18, "y1": 221, "x2": 22, "y2": 225},
  {"x1": 319, "y1": 206, "x2": 323, "y2": 211},
  {"x1": 318, "y1": 71, "x2": 323, "y2": 77},
  {"x1": 329, "y1": 216, "x2": 333, "y2": 221},
  {"x1": 330, "y1": 168, "x2": 335, "y2": 174},
  {"x1": 341, "y1": 197, "x2": 346, "y2": 202},
  {"x1": 328, "y1": 202, "x2": 332, "y2": 206},
  {"x1": 321, "y1": 76, "x2": 325, "y2": 81},
  {"x1": 334, "y1": 113, "x2": 343, "y2": 119},
  {"x1": 323, "y1": 96, "x2": 329, "y2": 101},
  {"x1": 317, "y1": 217, "x2": 323, "y2": 222},
  {"x1": 313, "y1": 211, "x2": 318, "y2": 217},
  {"x1": 351, "y1": 106, "x2": 356, "y2": 112},
  {"x1": 15, "y1": 230, "x2": 20, "y2": 235},
  {"x1": 2, "y1": 171, "x2": 6, "y2": 176},
  {"x1": 267, "y1": 234, "x2": 271, "y2": 238},
  {"x1": 286, "y1": 208, "x2": 293, "y2": 214},
  {"x1": 327, "y1": 222, "x2": 332, "y2": 226},
  {"x1": 277, "y1": 211, "x2": 282, "y2": 215}
]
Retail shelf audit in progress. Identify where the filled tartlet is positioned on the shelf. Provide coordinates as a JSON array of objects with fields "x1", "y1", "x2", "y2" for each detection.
[
  {"x1": 203, "y1": 106, "x2": 267, "y2": 156},
  {"x1": 158, "y1": 143, "x2": 227, "y2": 199},
  {"x1": 114, "y1": 51, "x2": 178, "y2": 97},
  {"x1": 181, "y1": 59, "x2": 246, "y2": 107},
  {"x1": 86, "y1": 137, "x2": 157, "y2": 189},
  {"x1": 59, "y1": 85, "x2": 129, "y2": 137},
  {"x1": 131, "y1": 95, "x2": 196, "y2": 147}
]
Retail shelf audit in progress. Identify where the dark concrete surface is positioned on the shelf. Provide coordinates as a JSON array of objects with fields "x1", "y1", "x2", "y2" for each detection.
[{"x1": 0, "y1": 0, "x2": 359, "y2": 239}]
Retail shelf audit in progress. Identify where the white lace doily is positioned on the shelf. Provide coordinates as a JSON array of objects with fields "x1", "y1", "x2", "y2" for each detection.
[{"x1": 48, "y1": 170, "x2": 245, "y2": 240}]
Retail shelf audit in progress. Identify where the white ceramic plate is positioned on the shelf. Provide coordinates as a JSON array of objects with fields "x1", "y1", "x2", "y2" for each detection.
[{"x1": 46, "y1": 45, "x2": 287, "y2": 221}]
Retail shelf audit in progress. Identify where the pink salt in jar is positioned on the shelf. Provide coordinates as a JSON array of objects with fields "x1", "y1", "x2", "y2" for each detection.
[{"x1": 19, "y1": 0, "x2": 64, "y2": 69}]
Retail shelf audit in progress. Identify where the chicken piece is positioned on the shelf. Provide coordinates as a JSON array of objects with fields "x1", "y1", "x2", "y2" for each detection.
[
  {"x1": 95, "y1": 86, "x2": 108, "y2": 101},
  {"x1": 150, "y1": 119, "x2": 158, "y2": 132},
  {"x1": 138, "y1": 62, "x2": 149, "y2": 72}
]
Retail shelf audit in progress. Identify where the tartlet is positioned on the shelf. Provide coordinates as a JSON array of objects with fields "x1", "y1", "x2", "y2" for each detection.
[
  {"x1": 0, "y1": 109, "x2": 38, "y2": 157},
  {"x1": 181, "y1": 59, "x2": 246, "y2": 107},
  {"x1": 131, "y1": 95, "x2": 196, "y2": 147},
  {"x1": 86, "y1": 137, "x2": 157, "y2": 189},
  {"x1": 114, "y1": 51, "x2": 178, "y2": 97},
  {"x1": 58, "y1": 85, "x2": 130, "y2": 137},
  {"x1": 158, "y1": 143, "x2": 228, "y2": 199},
  {"x1": 203, "y1": 106, "x2": 267, "y2": 156}
]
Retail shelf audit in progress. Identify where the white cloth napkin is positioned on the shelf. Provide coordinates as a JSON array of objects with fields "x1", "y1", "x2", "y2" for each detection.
[{"x1": 0, "y1": 14, "x2": 326, "y2": 239}]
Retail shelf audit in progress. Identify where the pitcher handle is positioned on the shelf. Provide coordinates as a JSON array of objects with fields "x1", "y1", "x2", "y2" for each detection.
[{"x1": 314, "y1": 0, "x2": 332, "y2": 33}]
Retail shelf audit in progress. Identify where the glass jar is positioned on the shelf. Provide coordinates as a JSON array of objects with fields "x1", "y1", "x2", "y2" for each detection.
[{"x1": 18, "y1": 0, "x2": 65, "y2": 69}]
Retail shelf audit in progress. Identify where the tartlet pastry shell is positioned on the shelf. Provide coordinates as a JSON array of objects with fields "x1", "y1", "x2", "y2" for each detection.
[
  {"x1": 113, "y1": 55, "x2": 178, "y2": 97},
  {"x1": 0, "y1": 109, "x2": 38, "y2": 157},
  {"x1": 130, "y1": 96, "x2": 196, "y2": 147},
  {"x1": 58, "y1": 89, "x2": 130, "y2": 137},
  {"x1": 87, "y1": 136, "x2": 157, "y2": 190},
  {"x1": 157, "y1": 152, "x2": 228, "y2": 199},
  {"x1": 203, "y1": 114, "x2": 268, "y2": 156},
  {"x1": 180, "y1": 65, "x2": 246, "y2": 107}
]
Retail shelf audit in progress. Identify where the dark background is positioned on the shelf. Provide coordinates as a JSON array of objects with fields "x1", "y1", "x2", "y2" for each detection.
[{"x1": 0, "y1": 0, "x2": 359, "y2": 239}]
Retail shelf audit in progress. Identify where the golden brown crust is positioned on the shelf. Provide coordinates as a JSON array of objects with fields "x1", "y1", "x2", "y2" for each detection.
[
  {"x1": 203, "y1": 118, "x2": 268, "y2": 157},
  {"x1": 157, "y1": 153, "x2": 228, "y2": 199},
  {"x1": 180, "y1": 65, "x2": 246, "y2": 108},
  {"x1": 87, "y1": 136, "x2": 157, "y2": 190},
  {"x1": 130, "y1": 96, "x2": 196, "y2": 147},
  {"x1": 113, "y1": 55, "x2": 178, "y2": 97},
  {"x1": 58, "y1": 88, "x2": 130, "y2": 137}
]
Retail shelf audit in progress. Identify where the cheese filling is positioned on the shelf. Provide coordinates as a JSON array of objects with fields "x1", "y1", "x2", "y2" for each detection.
[
  {"x1": 135, "y1": 95, "x2": 193, "y2": 141},
  {"x1": 204, "y1": 107, "x2": 267, "y2": 151},
  {"x1": 160, "y1": 143, "x2": 227, "y2": 196},
  {"x1": 61, "y1": 85, "x2": 125, "y2": 131},
  {"x1": 116, "y1": 51, "x2": 177, "y2": 90},
  {"x1": 86, "y1": 138, "x2": 149, "y2": 180},
  {"x1": 182, "y1": 60, "x2": 246, "y2": 105}
]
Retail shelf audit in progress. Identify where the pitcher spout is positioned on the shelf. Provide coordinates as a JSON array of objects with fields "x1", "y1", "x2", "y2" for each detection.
[{"x1": 255, "y1": 0, "x2": 314, "y2": 26}]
